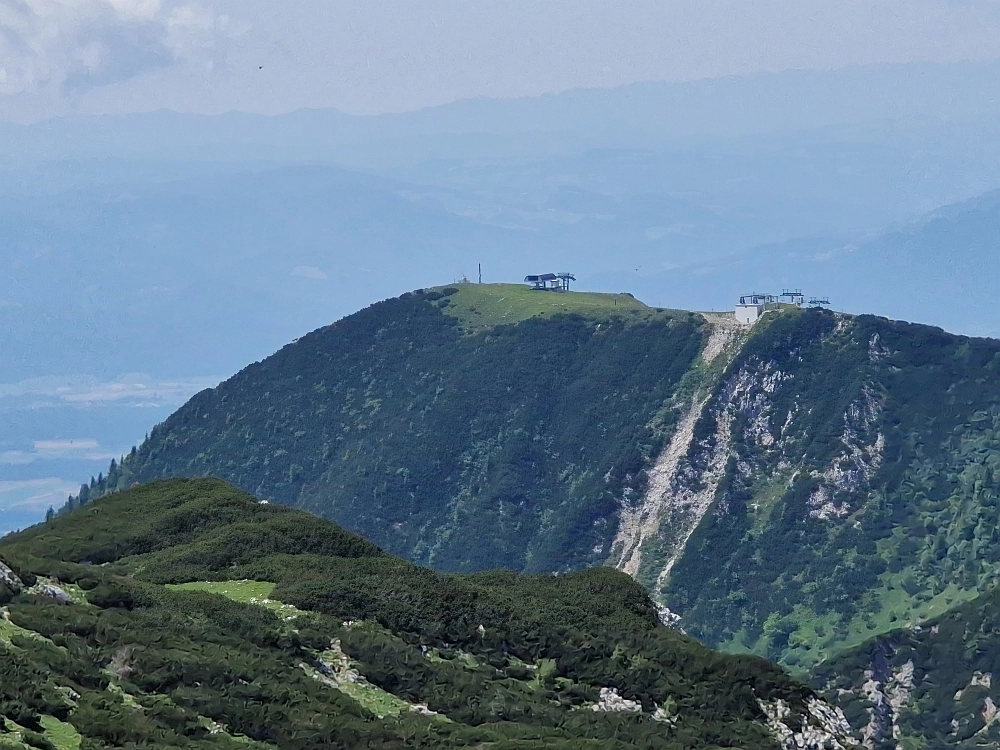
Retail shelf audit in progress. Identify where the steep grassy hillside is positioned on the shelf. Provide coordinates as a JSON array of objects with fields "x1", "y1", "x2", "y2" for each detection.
[
  {"x1": 1, "y1": 478, "x2": 855, "y2": 750},
  {"x1": 813, "y1": 586, "x2": 1000, "y2": 748},
  {"x1": 74, "y1": 285, "x2": 710, "y2": 574}
]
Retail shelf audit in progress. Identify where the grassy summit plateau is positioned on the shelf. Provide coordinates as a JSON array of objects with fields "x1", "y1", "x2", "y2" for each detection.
[{"x1": 432, "y1": 283, "x2": 667, "y2": 332}]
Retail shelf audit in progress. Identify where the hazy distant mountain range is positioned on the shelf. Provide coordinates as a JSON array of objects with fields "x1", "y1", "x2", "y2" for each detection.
[
  {"x1": 4, "y1": 59, "x2": 1000, "y2": 534},
  {"x1": 683, "y1": 188, "x2": 1000, "y2": 339}
]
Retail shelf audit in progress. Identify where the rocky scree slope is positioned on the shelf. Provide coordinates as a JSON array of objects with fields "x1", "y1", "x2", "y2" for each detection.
[
  {"x1": 3, "y1": 477, "x2": 856, "y2": 750},
  {"x1": 812, "y1": 585, "x2": 1000, "y2": 749},
  {"x1": 74, "y1": 285, "x2": 1000, "y2": 676}
]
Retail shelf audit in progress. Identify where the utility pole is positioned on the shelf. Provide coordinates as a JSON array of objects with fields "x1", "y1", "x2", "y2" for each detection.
[{"x1": 478, "y1": 263, "x2": 482, "y2": 284}]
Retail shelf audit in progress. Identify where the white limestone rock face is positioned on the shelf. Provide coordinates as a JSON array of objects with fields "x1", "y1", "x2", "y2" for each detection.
[
  {"x1": 854, "y1": 658, "x2": 915, "y2": 748},
  {"x1": 0, "y1": 557, "x2": 24, "y2": 593},
  {"x1": 760, "y1": 697, "x2": 858, "y2": 750},
  {"x1": 32, "y1": 583, "x2": 73, "y2": 604},
  {"x1": 590, "y1": 687, "x2": 643, "y2": 713}
]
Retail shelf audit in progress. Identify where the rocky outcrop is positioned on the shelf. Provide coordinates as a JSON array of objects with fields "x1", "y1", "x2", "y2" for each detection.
[
  {"x1": 760, "y1": 697, "x2": 858, "y2": 750},
  {"x1": 611, "y1": 309, "x2": 909, "y2": 671},
  {"x1": 0, "y1": 557, "x2": 24, "y2": 594},
  {"x1": 589, "y1": 687, "x2": 642, "y2": 713},
  {"x1": 614, "y1": 328, "x2": 795, "y2": 592},
  {"x1": 808, "y1": 384, "x2": 885, "y2": 521}
]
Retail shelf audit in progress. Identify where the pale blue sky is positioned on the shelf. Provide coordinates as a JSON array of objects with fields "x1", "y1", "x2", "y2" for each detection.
[{"x1": 4, "y1": 0, "x2": 1000, "y2": 121}]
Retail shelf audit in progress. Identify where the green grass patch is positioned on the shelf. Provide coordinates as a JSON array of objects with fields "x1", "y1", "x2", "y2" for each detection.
[
  {"x1": 166, "y1": 579, "x2": 276, "y2": 603},
  {"x1": 194, "y1": 717, "x2": 275, "y2": 748},
  {"x1": 746, "y1": 472, "x2": 794, "y2": 538},
  {"x1": 0, "y1": 613, "x2": 51, "y2": 647},
  {"x1": 720, "y1": 575, "x2": 985, "y2": 676},
  {"x1": 425, "y1": 647, "x2": 480, "y2": 670},
  {"x1": 0, "y1": 719, "x2": 30, "y2": 750},
  {"x1": 529, "y1": 658, "x2": 558, "y2": 691},
  {"x1": 166, "y1": 580, "x2": 304, "y2": 619},
  {"x1": 38, "y1": 715, "x2": 82, "y2": 750},
  {"x1": 304, "y1": 658, "x2": 420, "y2": 720},
  {"x1": 435, "y1": 282, "x2": 668, "y2": 332}
]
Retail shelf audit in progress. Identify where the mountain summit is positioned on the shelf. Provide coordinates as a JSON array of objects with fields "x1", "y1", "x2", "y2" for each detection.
[{"x1": 75, "y1": 283, "x2": 1000, "y2": 676}]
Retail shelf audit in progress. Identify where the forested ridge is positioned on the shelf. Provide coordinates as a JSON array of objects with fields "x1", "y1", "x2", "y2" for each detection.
[
  {"x1": 71, "y1": 284, "x2": 708, "y2": 574},
  {"x1": 63, "y1": 283, "x2": 1000, "y2": 747},
  {"x1": 2, "y1": 478, "x2": 852, "y2": 749}
]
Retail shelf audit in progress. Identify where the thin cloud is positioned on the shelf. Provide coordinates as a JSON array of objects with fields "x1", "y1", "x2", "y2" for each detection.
[
  {"x1": 0, "y1": 0, "x2": 236, "y2": 96},
  {"x1": 0, "y1": 477, "x2": 79, "y2": 510},
  {"x1": 0, "y1": 438, "x2": 118, "y2": 465},
  {"x1": 33, "y1": 439, "x2": 100, "y2": 452},
  {"x1": 0, "y1": 373, "x2": 219, "y2": 407},
  {"x1": 292, "y1": 265, "x2": 329, "y2": 280}
]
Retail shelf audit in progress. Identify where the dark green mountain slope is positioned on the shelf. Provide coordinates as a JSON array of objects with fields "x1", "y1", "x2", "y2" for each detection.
[
  {"x1": 812, "y1": 585, "x2": 1000, "y2": 749},
  {"x1": 73, "y1": 284, "x2": 1000, "y2": 677},
  {"x1": 1, "y1": 478, "x2": 855, "y2": 749},
  {"x1": 76, "y1": 284, "x2": 708, "y2": 574}
]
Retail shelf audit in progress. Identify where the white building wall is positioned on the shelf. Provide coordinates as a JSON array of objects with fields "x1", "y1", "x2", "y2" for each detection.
[{"x1": 735, "y1": 303, "x2": 764, "y2": 325}]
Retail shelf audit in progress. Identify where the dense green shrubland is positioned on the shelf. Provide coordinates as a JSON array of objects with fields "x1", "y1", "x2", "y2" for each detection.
[{"x1": 2, "y1": 478, "x2": 820, "y2": 748}]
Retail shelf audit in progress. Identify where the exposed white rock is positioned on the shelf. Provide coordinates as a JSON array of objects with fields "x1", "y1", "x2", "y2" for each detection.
[
  {"x1": 654, "y1": 603, "x2": 682, "y2": 629},
  {"x1": 612, "y1": 319, "x2": 746, "y2": 579},
  {"x1": 858, "y1": 660, "x2": 915, "y2": 748},
  {"x1": 651, "y1": 703, "x2": 677, "y2": 726},
  {"x1": 980, "y1": 697, "x2": 1000, "y2": 735},
  {"x1": 808, "y1": 386, "x2": 885, "y2": 520},
  {"x1": 654, "y1": 403, "x2": 734, "y2": 587},
  {"x1": 888, "y1": 661, "x2": 915, "y2": 717},
  {"x1": 589, "y1": 687, "x2": 642, "y2": 713},
  {"x1": 760, "y1": 697, "x2": 856, "y2": 750},
  {"x1": 808, "y1": 484, "x2": 850, "y2": 520},
  {"x1": 30, "y1": 582, "x2": 74, "y2": 604},
  {"x1": 972, "y1": 671, "x2": 992, "y2": 689},
  {"x1": 612, "y1": 389, "x2": 714, "y2": 577},
  {"x1": 700, "y1": 318, "x2": 741, "y2": 363},
  {"x1": 0, "y1": 558, "x2": 24, "y2": 593},
  {"x1": 868, "y1": 333, "x2": 890, "y2": 362}
]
